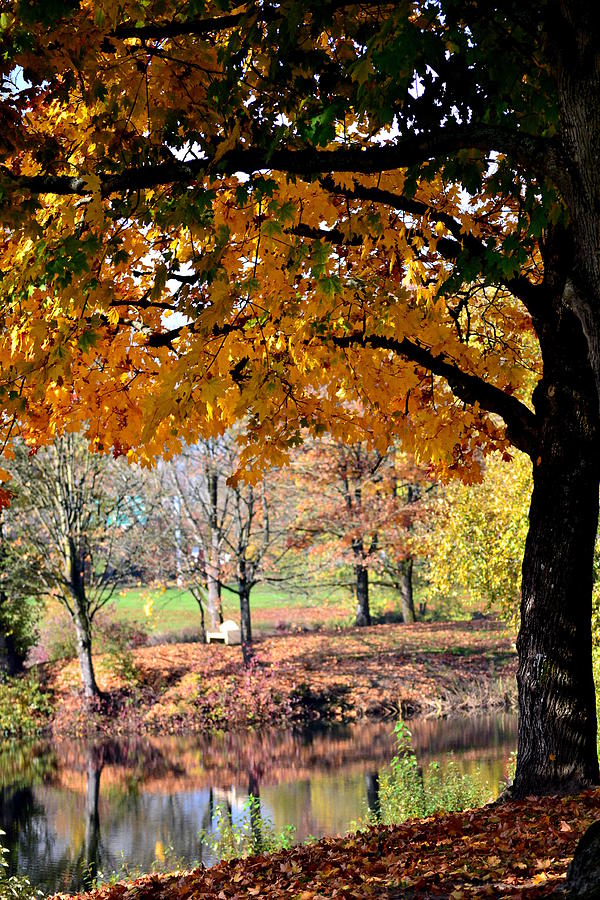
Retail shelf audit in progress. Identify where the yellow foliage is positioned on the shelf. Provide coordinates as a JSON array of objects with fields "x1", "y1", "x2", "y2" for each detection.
[
  {"x1": 426, "y1": 452, "x2": 532, "y2": 624},
  {"x1": 0, "y1": 2, "x2": 541, "y2": 487}
]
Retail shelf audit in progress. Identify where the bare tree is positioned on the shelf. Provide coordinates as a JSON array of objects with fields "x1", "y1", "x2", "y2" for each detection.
[
  {"x1": 168, "y1": 441, "x2": 232, "y2": 631},
  {"x1": 8, "y1": 434, "x2": 148, "y2": 703},
  {"x1": 167, "y1": 434, "x2": 288, "y2": 661}
]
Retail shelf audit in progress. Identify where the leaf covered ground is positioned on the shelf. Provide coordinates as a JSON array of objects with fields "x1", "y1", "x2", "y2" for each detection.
[
  {"x1": 48, "y1": 788, "x2": 600, "y2": 899},
  {"x1": 44, "y1": 620, "x2": 515, "y2": 738}
]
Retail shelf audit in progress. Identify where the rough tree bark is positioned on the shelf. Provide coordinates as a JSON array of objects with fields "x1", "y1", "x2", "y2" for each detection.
[
  {"x1": 552, "y1": 4, "x2": 600, "y2": 401},
  {"x1": 513, "y1": 245, "x2": 600, "y2": 796}
]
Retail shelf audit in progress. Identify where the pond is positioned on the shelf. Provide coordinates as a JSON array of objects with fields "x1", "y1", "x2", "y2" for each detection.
[{"x1": 2, "y1": 714, "x2": 517, "y2": 896}]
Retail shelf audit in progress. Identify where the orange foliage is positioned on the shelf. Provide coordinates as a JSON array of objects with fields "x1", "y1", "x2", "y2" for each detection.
[
  {"x1": 0, "y1": 3, "x2": 540, "y2": 478},
  {"x1": 45, "y1": 620, "x2": 515, "y2": 739}
]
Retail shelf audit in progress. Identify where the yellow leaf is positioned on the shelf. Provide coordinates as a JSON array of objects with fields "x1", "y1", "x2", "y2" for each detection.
[{"x1": 212, "y1": 122, "x2": 241, "y2": 166}]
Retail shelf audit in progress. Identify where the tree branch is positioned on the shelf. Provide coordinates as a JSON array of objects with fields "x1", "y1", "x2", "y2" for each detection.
[
  {"x1": 319, "y1": 175, "x2": 546, "y2": 315},
  {"x1": 0, "y1": 125, "x2": 554, "y2": 199},
  {"x1": 112, "y1": 10, "x2": 245, "y2": 40},
  {"x1": 333, "y1": 331, "x2": 539, "y2": 456},
  {"x1": 110, "y1": 0, "x2": 361, "y2": 41}
]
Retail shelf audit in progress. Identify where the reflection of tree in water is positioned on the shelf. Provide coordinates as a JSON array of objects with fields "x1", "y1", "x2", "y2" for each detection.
[
  {"x1": 409, "y1": 714, "x2": 518, "y2": 758},
  {"x1": 79, "y1": 745, "x2": 103, "y2": 890},
  {"x1": 1, "y1": 717, "x2": 518, "y2": 894},
  {"x1": 0, "y1": 784, "x2": 37, "y2": 867},
  {"x1": 365, "y1": 772, "x2": 380, "y2": 822},
  {"x1": 2, "y1": 782, "x2": 80, "y2": 895},
  {"x1": 248, "y1": 763, "x2": 263, "y2": 855}
]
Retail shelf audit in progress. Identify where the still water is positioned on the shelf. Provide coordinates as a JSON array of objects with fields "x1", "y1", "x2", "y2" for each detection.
[{"x1": 2, "y1": 714, "x2": 517, "y2": 896}]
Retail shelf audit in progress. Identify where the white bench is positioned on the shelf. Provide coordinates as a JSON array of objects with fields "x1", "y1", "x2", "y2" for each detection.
[{"x1": 206, "y1": 619, "x2": 241, "y2": 645}]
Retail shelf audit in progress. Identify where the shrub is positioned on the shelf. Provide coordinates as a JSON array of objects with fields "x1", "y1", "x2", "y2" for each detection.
[
  {"x1": 94, "y1": 843, "x2": 188, "y2": 887},
  {"x1": 199, "y1": 797, "x2": 296, "y2": 861},
  {"x1": 371, "y1": 722, "x2": 493, "y2": 825},
  {"x1": 0, "y1": 595, "x2": 42, "y2": 670},
  {"x1": 32, "y1": 604, "x2": 77, "y2": 664},
  {"x1": 94, "y1": 611, "x2": 149, "y2": 685},
  {"x1": 0, "y1": 672, "x2": 52, "y2": 738}
]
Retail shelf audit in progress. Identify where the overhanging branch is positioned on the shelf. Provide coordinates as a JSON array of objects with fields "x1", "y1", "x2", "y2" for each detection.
[
  {"x1": 112, "y1": 10, "x2": 245, "y2": 40},
  {"x1": 0, "y1": 125, "x2": 553, "y2": 199},
  {"x1": 333, "y1": 331, "x2": 539, "y2": 456},
  {"x1": 110, "y1": 1, "x2": 368, "y2": 41}
]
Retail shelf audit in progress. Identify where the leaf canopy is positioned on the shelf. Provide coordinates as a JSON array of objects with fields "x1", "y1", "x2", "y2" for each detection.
[{"x1": 0, "y1": 1, "x2": 556, "y2": 475}]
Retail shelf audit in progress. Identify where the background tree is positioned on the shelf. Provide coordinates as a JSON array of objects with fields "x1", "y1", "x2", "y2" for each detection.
[
  {"x1": 287, "y1": 441, "x2": 429, "y2": 626},
  {"x1": 164, "y1": 433, "x2": 288, "y2": 660},
  {"x1": 375, "y1": 457, "x2": 434, "y2": 625},
  {"x1": 168, "y1": 441, "x2": 231, "y2": 632},
  {"x1": 1, "y1": 0, "x2": 600, "y2": 795},
  {"x1": 7, "y1": 435, "x2": 148, "y2": 702},
  {"x1": 426, "y1": 452, "x2": 532, "y2": 626}
]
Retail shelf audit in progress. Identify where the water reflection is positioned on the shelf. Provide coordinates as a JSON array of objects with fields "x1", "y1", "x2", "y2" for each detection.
[{"x1": 1, "y1": 715, "x2": 517, "y2": 895}]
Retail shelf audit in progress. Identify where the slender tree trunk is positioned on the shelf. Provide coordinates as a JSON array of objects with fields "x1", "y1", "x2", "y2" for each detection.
[
  {"x1": 206, "y1": 544, "x2": 223, "y2": 630},
  {"x1": 206, "y1": 469, "x2": 223, "y2": 629},
  {"x1": 353, "y1": 539, "x2": 371, "y2": 627},
  {"x1": 513, "y1": 272, "x2": 600, "y2": 796},
  {"x1": 238, "y1": 563, "x2": 253, "y2": 664},
  {"x1": 190, "y1": 587, "x2": 207, "y2": 643},
  {"x1": 398, "y1": 558, "x2": 416, "y2": 623},
  {"x1": 73, "y1": 604, "x2": 101, "y2": 702}
]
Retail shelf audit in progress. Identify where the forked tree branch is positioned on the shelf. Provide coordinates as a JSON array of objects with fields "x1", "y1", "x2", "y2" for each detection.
[{"x1": 318, "y1": 175, "x2": 546, "y2": 316}]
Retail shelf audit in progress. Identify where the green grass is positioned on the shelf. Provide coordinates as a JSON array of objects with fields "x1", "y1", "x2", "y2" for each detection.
[{"x1": 111, "y1": 584, "x2": 339, "y2": 635}]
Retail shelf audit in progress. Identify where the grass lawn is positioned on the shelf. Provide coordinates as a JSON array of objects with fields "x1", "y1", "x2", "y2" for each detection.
[{"x1": 111, "y1": 584, "x2": 351, "y2": 635}]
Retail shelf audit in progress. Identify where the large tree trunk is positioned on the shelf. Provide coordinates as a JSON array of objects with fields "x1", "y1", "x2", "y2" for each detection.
[
  {"x1": 513, "y1": 273, "x2": 600, "y2": 796},
  {"x1": 398, "y1": 558, "x2": 416, "y2": 623},
  {"x1": 514, "y1": 433, "x2": 600, "y2": 795},
  {"x1": 553, "y1": 6, "x2": 600, "y2": 399}
]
